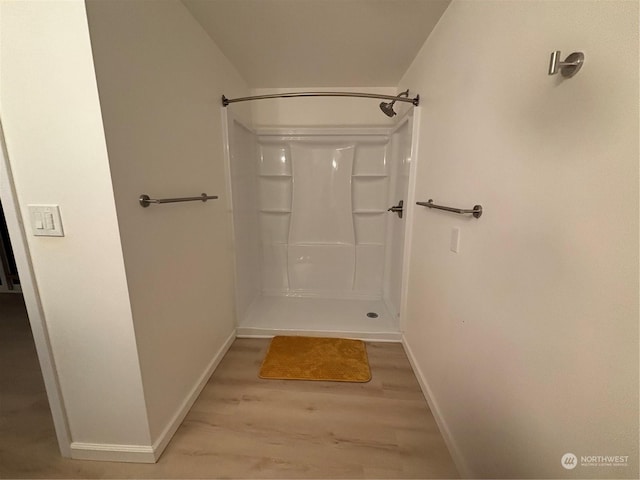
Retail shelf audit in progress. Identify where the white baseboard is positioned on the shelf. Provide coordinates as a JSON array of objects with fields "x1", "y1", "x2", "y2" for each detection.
[
  {"x1": 401, "y1": 335, "x2": 472, "y2": 478},
  {"x1": 70, "y1": 442, "x2": 155, "y2": 463},
  {"x1": 70, "y1": 330, "x2": 236, "y2": 464},
  {"x1": 151, "y1": 329, "x2": 236, "y2": 460}
]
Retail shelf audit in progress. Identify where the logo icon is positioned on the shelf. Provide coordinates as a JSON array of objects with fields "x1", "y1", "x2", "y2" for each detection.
[{"x1": 561, "y1": 453, "x2": 578, "y2": 470}]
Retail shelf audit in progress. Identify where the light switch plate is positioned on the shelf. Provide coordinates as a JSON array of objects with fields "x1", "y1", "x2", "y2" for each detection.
[{"x1": 28, "y1": 205, "x2": 64, "y2": 237}]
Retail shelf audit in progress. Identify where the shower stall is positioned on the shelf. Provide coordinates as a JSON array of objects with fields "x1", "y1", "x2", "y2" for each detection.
[{"x1": 223, "y1": 96, "x2": 419, "y2": 341}]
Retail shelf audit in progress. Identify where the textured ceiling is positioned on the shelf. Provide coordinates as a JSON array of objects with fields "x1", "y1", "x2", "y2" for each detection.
[{"x1": 181, "y1": 0, "x2": 451, "y2": 88}]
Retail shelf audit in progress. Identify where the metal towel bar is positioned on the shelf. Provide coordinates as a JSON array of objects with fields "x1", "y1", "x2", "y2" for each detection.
[
  {"x1": 139, "y1": 193, "x2": 218, "y2": 208},
  {"x1": 416, "y1": 199, "x2": 483, "y2": 218}
]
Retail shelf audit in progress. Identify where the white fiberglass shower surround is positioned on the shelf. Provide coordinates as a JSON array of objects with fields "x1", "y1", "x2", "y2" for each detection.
[{"x1": 224, "y1": 97, "x2": 419, "y2": 341}]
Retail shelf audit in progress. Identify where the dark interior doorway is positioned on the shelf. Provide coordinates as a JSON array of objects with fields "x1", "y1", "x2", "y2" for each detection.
[{"x1": 0, "y1": 201, "x2": 20, "y2": 291}]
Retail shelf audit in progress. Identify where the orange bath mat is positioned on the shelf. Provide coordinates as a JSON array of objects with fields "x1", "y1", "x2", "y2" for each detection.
[{"x1": 259, "y1": 336, "x2": 371, "y2": 382}]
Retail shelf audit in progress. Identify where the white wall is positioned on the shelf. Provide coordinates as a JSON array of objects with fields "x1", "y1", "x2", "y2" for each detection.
[
  {"x1": 226, "y1": 116, "x2": 261, "y2": 321},
  {"x1": 85, "y1": 0, "x2": 251, "y2": 445},
  {"x1": 384, "y1": 116, "x2": 413, "y2": 318},
  {"x1": 250, "y1": 87, "x2": 400, "y2": 126},
  {"x1": 0, "y1": 0, "x2": 151, "y2": 449},
  {"x1": 400, "y1": 1, "x2": 639, "y2": 478}
]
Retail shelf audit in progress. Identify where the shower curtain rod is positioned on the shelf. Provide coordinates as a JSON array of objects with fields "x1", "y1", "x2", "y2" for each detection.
[{"x1": 221, "y1": 91, "x2": 420, "y2": 106}]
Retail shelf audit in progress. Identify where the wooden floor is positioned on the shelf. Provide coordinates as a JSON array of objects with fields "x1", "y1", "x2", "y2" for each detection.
[{"x1": 0, "y1": 293, "x2": 458, "y2": 479}]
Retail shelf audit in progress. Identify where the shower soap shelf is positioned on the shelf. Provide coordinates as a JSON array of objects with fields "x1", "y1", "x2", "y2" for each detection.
[{"x1": 260, "y1": 209, "x2": 291, "y2": 213}]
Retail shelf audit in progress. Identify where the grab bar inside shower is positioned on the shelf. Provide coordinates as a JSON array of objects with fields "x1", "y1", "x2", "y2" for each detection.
[
  {"x1": 416, "y1": 199, "x2": 483, "y2": 218},
  {"x1": 139, "y1": 193, "x2": 218, "y2": 208}
]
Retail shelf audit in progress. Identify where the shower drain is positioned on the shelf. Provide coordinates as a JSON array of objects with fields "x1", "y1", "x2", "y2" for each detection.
[{"x1": 366, "y1": 312, "x2": 379, "y2": 319}]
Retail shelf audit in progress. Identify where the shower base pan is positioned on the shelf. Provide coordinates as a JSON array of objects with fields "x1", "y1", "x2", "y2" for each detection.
[{"x1": 237, "y1": 296, "x2": 401, "y2": 342}]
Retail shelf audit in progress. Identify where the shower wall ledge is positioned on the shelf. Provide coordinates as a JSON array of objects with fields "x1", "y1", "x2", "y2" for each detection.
[
  {"x1": 261, "y1": 289, "x2": 384, "y2": 301},
  {"x1": 255, "y1": 126, "x2": 393, "y2": 137}
]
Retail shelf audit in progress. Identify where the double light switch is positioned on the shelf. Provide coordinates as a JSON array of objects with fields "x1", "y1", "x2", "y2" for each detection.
[{"x1": 28, "y1": 205, "x2": 64, "y2": 237}]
